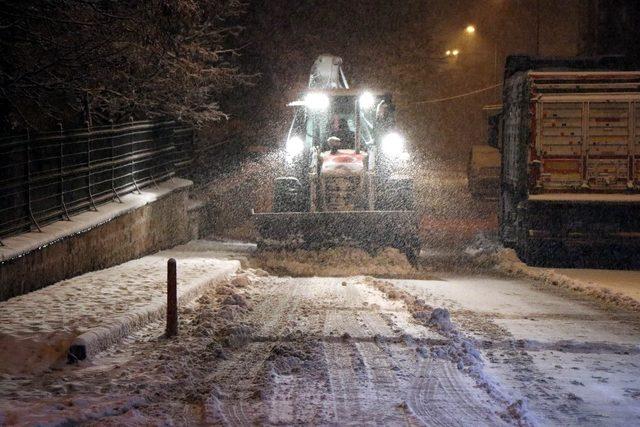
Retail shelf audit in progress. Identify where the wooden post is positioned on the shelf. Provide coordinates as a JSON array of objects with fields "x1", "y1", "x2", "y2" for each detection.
[{"x1": 166, "y1": 258, "x2": 177, "y2": 337}]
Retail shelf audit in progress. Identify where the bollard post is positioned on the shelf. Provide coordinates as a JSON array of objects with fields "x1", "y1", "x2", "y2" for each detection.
[{"x1": 166, "y1": 258, "x2": 178, "y2": 337}]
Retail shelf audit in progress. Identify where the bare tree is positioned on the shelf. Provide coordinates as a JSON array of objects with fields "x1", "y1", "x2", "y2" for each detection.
[{"x1": 0, "y1": 0, "x2": 253, "y2": 131}]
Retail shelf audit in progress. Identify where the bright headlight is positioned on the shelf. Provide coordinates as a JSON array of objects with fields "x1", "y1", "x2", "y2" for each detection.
[
  {"x1": 286, "y1": 135, "x2": 304, "y2": 156},
  {"x1": 304, "y1": 92, "x2": 330, "y2": 111},
  {"x1": 359, "y1": 91, "x2": 375, "y2": 109},
  {"x1": 380, "y1": 132, "x2": 405, "y2": 156}
]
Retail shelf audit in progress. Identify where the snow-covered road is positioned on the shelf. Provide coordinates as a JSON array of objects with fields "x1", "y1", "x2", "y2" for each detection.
[
  {"x1": 393, "y1": 272, "x2": 640, "y2": 426},
  {"x1": 1, "y1": 242, "x2": 638, "y2": 426}
]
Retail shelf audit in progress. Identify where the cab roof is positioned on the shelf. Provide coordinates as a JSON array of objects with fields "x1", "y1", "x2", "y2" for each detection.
[
  {"x1": 300, "y1": 88, "x2": 390, "y2": 96},
  {"x1": 288, "y1": 88, "x2": 392, "y2": 106}
]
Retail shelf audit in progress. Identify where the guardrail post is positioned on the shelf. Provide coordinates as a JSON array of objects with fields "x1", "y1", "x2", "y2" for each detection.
[
  {"x1": 59, "y1": 123, "x2": 70, "y2": 220},
  {"x1": 26, "y1": 129, "x2": 41, "y2": 233},
  {"x1": 167, "y1": 125, "x2": 176, "y2": 182},
  {"x1": 129, "y1": 117, "x2": 141, "y2": 194},
  {"x1": 166, "y1": 258, "x2": 178, "y2": 337},
  {"x1": 110, "y1": 120, "x2": 122, "y2": 203},
  {"x1": 149, "y1": 123, "x2": 159, "y2": 188},
  {"x1": 86, "y1": 121, "x2": 98, "y2": 211}
]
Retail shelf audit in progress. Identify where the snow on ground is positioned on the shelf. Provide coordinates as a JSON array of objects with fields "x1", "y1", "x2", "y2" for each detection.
[
  {"x1": 550, "y1": 268, "x2": 640, "y2": 301},
  {"x1": 0, "y1": 267, "x2": 266, "y2": 425},
  {"x1": 528, "y1": 193, "x2": 640, "y2": 202},
  {"x1": 392, "y1": 272, "x2": 640, "y2": 426},
  {"x1": 2, "y1": 240, "x2": 639, "y2": 425},
  {"x1": 0, "y1": 178, "x2": 192, "y2": 262},
  {"x1": 0, "y1": 255, "x2": 522, "y2": 426},
  {"x1": 0, "y1": 243, "x2": 238, "y2": 375},
  {"x1": 250, "y1": 246, "x2": 426, "y2": 278},
  {"x1": 472, "y1": 246, "x2": 640, "y2": 312}
]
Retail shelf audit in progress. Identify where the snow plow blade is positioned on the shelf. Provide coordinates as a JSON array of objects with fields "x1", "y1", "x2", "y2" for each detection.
[{"x1": 252, "y1": 210, "x2": 421, "y2": 260}]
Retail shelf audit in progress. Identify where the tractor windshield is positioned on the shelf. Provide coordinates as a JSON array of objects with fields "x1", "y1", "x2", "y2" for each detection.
[
  {"x1": 301, "y1": 95, "x2": 376, "y2": 151},
  {"x1": 325, "y1": 96, "x2": 356, "y2": 150}
]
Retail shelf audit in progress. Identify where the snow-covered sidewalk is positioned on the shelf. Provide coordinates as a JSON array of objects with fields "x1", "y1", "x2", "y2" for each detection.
[
  {"x1": 475, "y1": 247, "x2": 640, "y2": 312},
  {"x1": 0, "y1": 243, "x2": 239, "y2": 374}
]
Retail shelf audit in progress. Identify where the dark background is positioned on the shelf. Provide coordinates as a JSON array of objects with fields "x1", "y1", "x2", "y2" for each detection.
[
  {"x1": 234, "y1": 0, "x2": 639, "y2": 165},
  {"x1": 2, "y1": 0, "x2": 639, "y2": 166}
]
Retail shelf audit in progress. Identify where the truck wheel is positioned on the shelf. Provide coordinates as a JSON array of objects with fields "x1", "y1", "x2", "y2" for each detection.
[
  {"x1": 519, "y1": 237, "x2": 561, "y2": 267},
  {"x1": 518, "y1": 236, "x2": 542, "y2": 266}
]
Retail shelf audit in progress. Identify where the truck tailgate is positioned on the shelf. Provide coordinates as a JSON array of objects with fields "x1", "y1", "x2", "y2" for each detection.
[{"x1": 536, "y1": 98, "x2": 640, "y2": 190}]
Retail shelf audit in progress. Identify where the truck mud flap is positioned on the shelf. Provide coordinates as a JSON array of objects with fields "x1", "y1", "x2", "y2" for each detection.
[{"x1": 252, "y1": 210, "x2": 420, "y2": 254}]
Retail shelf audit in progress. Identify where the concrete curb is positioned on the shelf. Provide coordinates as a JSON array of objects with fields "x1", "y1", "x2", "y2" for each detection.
[{"x1": 68, "y1": 261, "x2": 240, "y2": 361}]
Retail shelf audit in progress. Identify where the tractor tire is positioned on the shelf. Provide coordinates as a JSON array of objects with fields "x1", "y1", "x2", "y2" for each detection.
[
  {"x1": 401, "y1": 244, "x2": 421, "y2": 268},
  {"x1": 273, "y1": 177, "x2": 303, "y2": 212}
]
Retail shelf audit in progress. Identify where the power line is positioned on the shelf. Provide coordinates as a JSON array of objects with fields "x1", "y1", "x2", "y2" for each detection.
[{"x1": 411, "y1": 83, "x2": 503, "y2": 105}]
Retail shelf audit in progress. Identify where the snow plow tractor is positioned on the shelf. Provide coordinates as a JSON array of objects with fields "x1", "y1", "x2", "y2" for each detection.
[{"x1": 252, "y1": 55, "x2": 420, "y2": 263}]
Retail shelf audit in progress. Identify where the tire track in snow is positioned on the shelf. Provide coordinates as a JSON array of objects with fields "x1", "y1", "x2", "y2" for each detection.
[
  {"x1": 358, "y1": 302, "x2": 502, "y2": 426},
  {"x1": 264, "y1": 307, "x2": 331, "y2": 425},
  {"x1": 209, "y1": 276, "x2": 511, "y2": 425},
  {"x1": 319, "y1": 280, "x2": 406, "y2": 423},
  {"x1": 206, "y1": 280, "x2": 303, "y2": 425},
  {"x1": 323, "y1": 309, "x2": 368, "y2": 423},
  {"x1": 356, "y1": 277, "x2": 512, "y2": 426},
  {"x1": 406, "y1": 359, "x2": 505, "y2": 426},
  {"x1": 337, "y1": 286, "x2": 424, "y2": 425}
]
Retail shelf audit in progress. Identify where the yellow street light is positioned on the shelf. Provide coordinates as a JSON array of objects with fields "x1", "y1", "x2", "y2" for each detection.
[
  {"x1": 445, "y1": 50, "x2": 452, "y2": 56},
  {"x1": 465, "y1": 25, "x2": 476, "y2": 34},
  {"x1": 452, "y1": 49, "x2": 460, "y2": 56}
]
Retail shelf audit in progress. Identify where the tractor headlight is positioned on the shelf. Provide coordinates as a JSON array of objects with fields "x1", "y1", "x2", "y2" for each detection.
[
  {"x1": 285, "y1": 135, "x2": 304, "y2": 157},
  {"x1": 359, "y1": 91, "x2": 375, "y2": 109},
  {"x1": 304, "y1": 92, "x2": 330, "y2": 111},
  {"x1": 380, "y1": 132, "x2": 405, "y2": 157}
]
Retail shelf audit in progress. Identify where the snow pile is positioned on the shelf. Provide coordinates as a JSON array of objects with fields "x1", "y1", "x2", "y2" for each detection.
[
  {"x1": 362, "y1": 276, "x2": 535, "y2": 426},
  {"x1": 130, "y1": 273, "x2": 259, "y2": 419},
  {"x1": 464, "y1": 232, "x2": 503, "y2": 258},
  {"x1": 0, "y1": 331, "x2": 77, "y2": 375},
  {"x1": 464, "y1": 232, "x2": 640, "y2": 312},
  {"x1": 258, "y1": 338, "x2": 327, "y2": 409},
  {"x1": 252, "y1": 247, "x2": 417, "y2": 278},
  {"x1": 499, "y1": 399, "x2": 531, "y2": 426},
  {"x1": 363, "y1": 276, "x2": 482, "y2": 370},
  {"x1": 0, "y1": 395, "x2": 148, "y2": 426},
  {"x1": 480, "y1": 248, "x2": 640, "y2": 312},
  {"x1": 266, "y1": 342, "x2": 316, "y2": 376},
  {"x1": 428, "y1": 308, "x2": 454, "y2": 332}
]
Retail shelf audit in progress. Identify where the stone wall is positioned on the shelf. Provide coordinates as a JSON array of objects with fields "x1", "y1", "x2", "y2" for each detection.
[{"x1": 0, "y1": 182, "x2": 194, "y2": 301}]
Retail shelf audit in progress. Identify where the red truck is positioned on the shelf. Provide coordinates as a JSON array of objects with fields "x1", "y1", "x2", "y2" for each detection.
[{"x1": 498, "y1": 56, "x2": 640, "y2": 263}]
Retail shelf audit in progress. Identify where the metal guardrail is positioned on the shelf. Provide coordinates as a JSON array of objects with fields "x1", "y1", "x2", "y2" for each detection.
[{"x1": 0, "y1": 120, "x2": 194, "y2": 242}]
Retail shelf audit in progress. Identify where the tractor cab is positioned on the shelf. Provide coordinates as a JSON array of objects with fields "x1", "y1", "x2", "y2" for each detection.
[{"x1": 286, "y1": 89, "x2": 395, "y2": 158}]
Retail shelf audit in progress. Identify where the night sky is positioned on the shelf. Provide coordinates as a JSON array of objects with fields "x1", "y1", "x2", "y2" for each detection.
[{"x1": 237, "y1": 0, "x2": 585, "y2": 163}]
